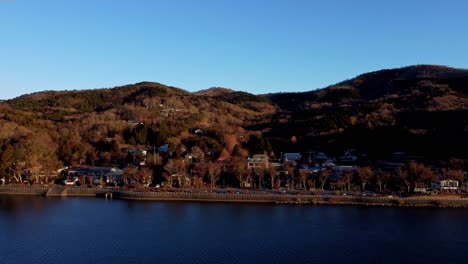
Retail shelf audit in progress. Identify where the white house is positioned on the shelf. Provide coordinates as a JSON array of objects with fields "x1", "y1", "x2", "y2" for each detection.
[
  {"x1": 248, "y1": 154, "x2": 269, "y2": 169},
  {"x1": 434, "y1": 179, "x2": 460, "y2": 192}
]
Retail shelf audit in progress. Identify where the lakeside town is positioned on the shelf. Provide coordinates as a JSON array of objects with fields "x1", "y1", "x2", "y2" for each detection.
[{"x1": 1, "y1": 141, "x2": 467, "y2": 205}]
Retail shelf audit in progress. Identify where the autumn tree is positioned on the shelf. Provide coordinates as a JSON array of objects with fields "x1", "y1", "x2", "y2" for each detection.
[
  {"x1": 0, "y1": 143, "x2": 31, "y2": 183},
  {"x1": 252, "y1": 163, "x2": 267, "y2": 189},
  {"x1": 164, "y1": 159, "x2": 186, "y2": 187},
  {"x1": 139, "y1": 166, "x2": 153, "y2": 187},
  {"x1": 18, "y1": 133, "x2": 62, "y2": 184},
  {"x1": 122, "y1": 166, "x2": 138, "y2": 185},
  {"x1": 441, "y1": 168, "x2": 465, "y2": 182}
]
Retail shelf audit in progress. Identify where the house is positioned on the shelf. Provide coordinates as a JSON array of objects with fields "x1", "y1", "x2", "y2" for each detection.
[
  {"x1": 125, "y1": 146, "x2": 147, "y2": 157},
  {"x1": 66, "y1": 167, "x2": 123, "y2": 184},
  {"x1": 314, "y1": 152, "x2": 328, "y2": 160},
  {"x1": 158, "y1": 144, "x2": 170, "y2": 154},
  {"x1": 248, "y1": 154, "x2": 269, "y2": 169},
  {"x1": 434, "y1": 179, "x2": 460, "y2": 192},
  {"x1": 283, "y1": 153, "x2": 302, "y2": 162},
  {"x1": 338, "y1": 155, "x2": 358, "y2": 163}
]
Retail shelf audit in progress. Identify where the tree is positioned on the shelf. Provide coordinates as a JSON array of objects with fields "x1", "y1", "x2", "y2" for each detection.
[
  {"x1": 164, "y1": 159, "x2": 186, "y2": 187},
  {"x1": 207, "y1": 161, "x2": 222, "y2": 189},
  {"x1": 284, "y1": 162, "x2": 295, "y2": 189},
  {"x1": 190, "y1": 146, "x2": 205, "y2": 162},
  {"x1": 252, "y1": 163, "x2": 267, "y2": 189},
  {"x1": 397, "y1": 167, "x2": 412, "y2": 193},
  {"x1": 267, "y1": 165, "x2": 278, "y2": 189},
  {"x1": 397, "y1": 162, "x2": 434, "y2": 192},
  {"x1": 337, "y1": 171, "x2": 353, "y2": 191},
  {"x1": 122, "y1": 166, "x2": 138, "y2": 185},
  {"x1": 441, "y1": 168, "x2": 464, "y2": 182},
  {"x1": 0, "y1": 144, "x2": 17, "y2": 183},
  {"x1": 139, "y1": 166, "x2": 153, "y2": 187},
  {"x1": 298, "y1": 170, "x2": 310, "y2": 190},
  {"x1": 229, "y1": 156, "x2": 248, "y2": 188},
  {"x1": 375, "y1": 169, "x2": 390, "y2": 192},
  {"x1": 356, "y1": 166, "x2": 373, "y2": 191},
  {"x1": 318, "y1": 170, "x2": 332, "y2": 191},
  {"x1": 18, "y1": 133, "x2": 62, "y2": 184}
]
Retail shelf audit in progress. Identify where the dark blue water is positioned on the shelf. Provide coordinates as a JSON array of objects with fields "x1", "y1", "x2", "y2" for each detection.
[{"x1": 1, "y1": 196, "x2": 468, "y2": 264}]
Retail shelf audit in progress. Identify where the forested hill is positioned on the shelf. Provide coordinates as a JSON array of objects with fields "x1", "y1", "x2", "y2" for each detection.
[
  {"x1": 267, "y1": 65, "x2": 468, "y2": 111},
  {"x1": 263, "y1": 65, "x2": 468, "y2": 160},
  {"x1": 0, "y1": 65, "x2": 467, "y2": 173}
]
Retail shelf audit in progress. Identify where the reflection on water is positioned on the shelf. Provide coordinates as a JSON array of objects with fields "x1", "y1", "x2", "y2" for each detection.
[{"x1": 1, "y1": 195, "x2": 468, "y2": 264}]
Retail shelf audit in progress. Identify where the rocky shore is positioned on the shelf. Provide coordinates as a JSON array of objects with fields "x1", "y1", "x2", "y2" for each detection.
[{"x1": 1, "y1": 185, "x2": 467, "y2": 208}]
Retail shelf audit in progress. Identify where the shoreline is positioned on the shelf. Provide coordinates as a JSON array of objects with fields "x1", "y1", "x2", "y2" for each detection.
[{"x1": 1, "y1": 185, "x2": 467, "y2": 208}]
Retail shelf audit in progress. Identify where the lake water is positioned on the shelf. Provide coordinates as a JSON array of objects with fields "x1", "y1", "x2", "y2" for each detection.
[{"x1": 1, "y1": 196, "x2": 468, "y2": 264}]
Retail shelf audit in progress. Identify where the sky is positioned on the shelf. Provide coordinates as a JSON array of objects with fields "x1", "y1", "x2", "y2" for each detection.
[{"x1": 1, "y1": 0, "x2": 468, "y2": 99}]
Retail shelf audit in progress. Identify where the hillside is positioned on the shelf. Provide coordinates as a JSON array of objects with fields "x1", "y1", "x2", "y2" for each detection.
[
  {"x1": 268, "y1": 65, "x2": 468, "y2": 111},
  {"x1": 264, "y1": 65, "x2": 468, "y2": 159},
  {"x1": 0, "y1": 65, "x2": 467, "y2": 177}
]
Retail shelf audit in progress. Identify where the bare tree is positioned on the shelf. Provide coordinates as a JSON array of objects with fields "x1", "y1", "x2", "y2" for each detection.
[
  {"x1": 397, "y1": 167, "x2": 412, "y2": 193},
  {"x1": 252, "y1": 163, "x2": 267, "y2": 189},
  {"x1": 375, "y1": 169, "x2": 390, "y2": 192},
  {"x1": 336, "y1": 171, "x2": 353, "y2": 191},
  {"x1": 207, "y1": 161, "x2": 222, "y2": 189},
  {"x1": 267, "y1": 165, "x2": 278, "y2": 189},
  {"x1": 399, "y1": 162, "x2": 435, "y2": 191},
  {"x1": 356, "y1": 166, "x2": 373, "y2": 191},
  {"x1": 229, "y1": 157, "x2": 248, "y2": 188},
  {"x1": 299, "y1": 170, "x2": 310, "y2": 190},
  {"x1": 318, "y1": 170, "x2": 332, "y2": 191},
  {"x1": 284, "y1": 162, "x2": 295, "y2": 190},
  {"x1": 164, "y1": 159, "x2": 186, "y2": 187}
]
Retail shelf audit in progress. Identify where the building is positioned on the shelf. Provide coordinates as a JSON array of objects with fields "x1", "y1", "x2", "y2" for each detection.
[
  {"x1": 283, "y1": 153, "x2": 302, "y2": 162},
  {"x1": 434, "y1": 179, "x2": 460, "y2": 192},
  {"x1": 159, "y1": 144, "x2": 170, "y2": 153},
  {"x1": 66, "y1": 167, "x2": 123, "y2": 184},
  {"x1": 248, "y1": 154, "x2": 269, "y2": 169}
]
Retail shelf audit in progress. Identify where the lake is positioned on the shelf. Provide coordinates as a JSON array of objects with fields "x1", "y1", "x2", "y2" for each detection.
[{"x1": 1, "y1": 195, "x2": 468, "y2": 264}]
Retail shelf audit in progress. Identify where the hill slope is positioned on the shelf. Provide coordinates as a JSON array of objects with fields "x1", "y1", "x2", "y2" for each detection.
[
  {"x1": 263, "y1": 65, "x2": 468, "y2": 159},
  {"x1": 0, "y1": 65, "x2": 467, "y2": 172}
]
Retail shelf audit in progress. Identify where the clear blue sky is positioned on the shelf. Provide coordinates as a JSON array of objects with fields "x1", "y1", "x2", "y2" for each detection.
[{"x1": 1, "y1": 0, "x2": 468, "y2": 99}]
